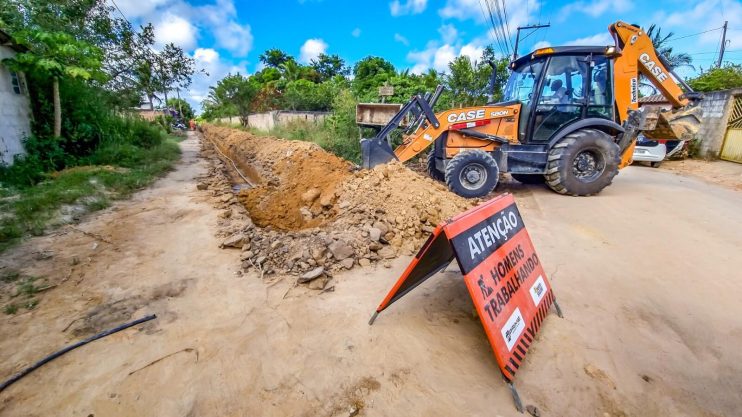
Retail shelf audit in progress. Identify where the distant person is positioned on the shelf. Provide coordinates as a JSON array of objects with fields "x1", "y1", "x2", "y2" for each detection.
[{"x1": 189, "y1": 119, "x2": 196, "y2": 131}]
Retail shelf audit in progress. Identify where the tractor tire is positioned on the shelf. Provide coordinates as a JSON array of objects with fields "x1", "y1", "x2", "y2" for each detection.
[
  {"x1": 545, "y1": 129, "x2": 620, "y2": 196},
  {"x1": 427, "y1": 152, "x2": 445, "y2": 181},
  {"x1": 445, "y1": 150, "x2": 499, "y2": 198},
  {"x1": 511, "y1": 173, "x2": 546, "y2": 184}
]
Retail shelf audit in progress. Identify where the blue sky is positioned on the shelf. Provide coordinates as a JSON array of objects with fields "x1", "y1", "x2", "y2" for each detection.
[{"x1": 114, "y1": 0, "x2": 742, "y2": 110}]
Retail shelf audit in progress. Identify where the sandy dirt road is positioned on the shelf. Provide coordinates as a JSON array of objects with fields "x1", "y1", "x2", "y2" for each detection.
[{"x1": 1, "y1": 132, "x2": 741, "y2": 416}]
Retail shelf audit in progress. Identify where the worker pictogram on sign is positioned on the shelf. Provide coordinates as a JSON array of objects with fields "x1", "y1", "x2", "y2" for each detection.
[{"x1": 369, "y1": 193, "x2": 562, "y2": 411}]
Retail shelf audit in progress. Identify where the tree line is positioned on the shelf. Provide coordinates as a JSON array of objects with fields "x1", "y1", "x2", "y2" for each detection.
[{"x1": 201, "y1": 46, "x2": 510, "y2": 125}]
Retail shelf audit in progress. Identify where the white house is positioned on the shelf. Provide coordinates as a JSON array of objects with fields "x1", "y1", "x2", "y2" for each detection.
[{"x1": 0, "y1": 29, "x2": 31, "y2": 166}]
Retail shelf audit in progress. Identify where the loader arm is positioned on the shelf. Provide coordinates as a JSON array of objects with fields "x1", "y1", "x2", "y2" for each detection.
[
  {"x1": 394, "y1": 106, "x2": 517, "y2": 162},
  {"x1": 609, "y1": 21, "x2": 702, "y2": 167},
  {"x1": 609, "y1": 21, "x2": 692, "y2": 119}
]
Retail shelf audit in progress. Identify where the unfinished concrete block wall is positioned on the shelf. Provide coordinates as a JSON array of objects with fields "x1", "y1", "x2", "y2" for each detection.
[
  {"x1": 217, "y1": 111, "x2": 329, "y2": 132},
  {"x1": 696, "y1": 88, "x2": 742, "y2": 158},
  {"x1": 0, "y1": 46, "x2": 31, "y2": 166}
]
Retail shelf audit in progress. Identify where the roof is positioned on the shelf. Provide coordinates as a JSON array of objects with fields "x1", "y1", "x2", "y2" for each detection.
[
  {"x1": 511, "y1": 46, "x2": 612, "y2": 68},
  {"x1": 0, "y1": 29, "x2": 28, "y2": 52},
  {"x1": 639, "y1": 94, "x2": 670, "y2": 104}
]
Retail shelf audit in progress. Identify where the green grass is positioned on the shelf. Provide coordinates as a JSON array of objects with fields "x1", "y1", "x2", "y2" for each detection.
[
  {"x1": 0, "y1": 138, "x2": 181, "y2": 251},
  {"x1": 245, "y1": 120, "x2": 362, "y2": 164}
]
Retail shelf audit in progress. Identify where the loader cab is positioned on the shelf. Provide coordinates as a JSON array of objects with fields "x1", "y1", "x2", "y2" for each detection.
[{"x1": 504, "y1": 46, "x2": 615, "y2": 144}]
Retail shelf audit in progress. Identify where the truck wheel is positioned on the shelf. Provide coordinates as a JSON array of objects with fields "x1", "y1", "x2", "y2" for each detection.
[
  {"x1": 545, "y1": 129, "x2": 620, "y2": 196},
  {"x1": 426, "y1": 152, "x2": 445, "y2": 181},
  {"x1": 445, "y1": 150, "x2": 499, "y2": 198},
  {"x1": 511, "y1": 173, "x2": 546, "y2": 184}
]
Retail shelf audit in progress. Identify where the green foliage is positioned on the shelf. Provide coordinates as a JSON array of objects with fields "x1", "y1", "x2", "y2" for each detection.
[
  {"x1": 311, "y1": 54, "x2": 350, "y2": 81},
  {"x1": 167, "y1": 98, "x2": 195, "y2": 120},
  {"x1": 284, "y1": 79, "x2": 334, "y2": 111},
  {"x1": 3, "y1": 304, "x2": 18, "y2": 315},
  {"x1": 352, "y1": 56, "x2": 396, "y2": 97},
  {"x1": 260, "y1": 49, "x2": 293, "y2": 68},
  {"x1": 0, "y1": 137, "x2": 180, "y2": 250},
  {"x1": 688, "y1": 64, "x2": 742, "y2": 92}
]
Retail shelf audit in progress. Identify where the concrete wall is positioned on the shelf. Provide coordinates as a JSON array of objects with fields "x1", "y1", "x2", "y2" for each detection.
[
  {"x1": 696, "y1": 88, "x2": 742, "y2": 158},
  {"x1": 0, "y1": 45, "x2": 31, "y2": 166},
  {"x1": 217, "y1": 110, "x2": 329, "y2": 131}
]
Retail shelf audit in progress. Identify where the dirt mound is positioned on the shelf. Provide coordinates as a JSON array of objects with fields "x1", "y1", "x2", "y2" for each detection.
[{"x1": 200, "y1": 125, "x2": 474, "y2": 284}]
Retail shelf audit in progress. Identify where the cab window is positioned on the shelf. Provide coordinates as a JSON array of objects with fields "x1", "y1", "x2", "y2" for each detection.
[
  {"x1": 503, "y1": 59, "x2": 544, "y2": 139},
  {"x1": 588, "y1": 56, "x2": 613, "y2": 120},
  {"x1": 531, "y1": 55, "x2": 588, "y2": 141}
]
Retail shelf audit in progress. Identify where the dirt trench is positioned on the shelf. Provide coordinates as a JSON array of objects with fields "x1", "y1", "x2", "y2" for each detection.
[{"x1": 200, "y1": 125, "x2": 476, "y2": 281}]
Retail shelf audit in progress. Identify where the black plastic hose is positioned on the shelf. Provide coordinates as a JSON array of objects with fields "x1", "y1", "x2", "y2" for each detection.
[{"x1": 0, "y1": 314, "x2": 156, "y2": 393}]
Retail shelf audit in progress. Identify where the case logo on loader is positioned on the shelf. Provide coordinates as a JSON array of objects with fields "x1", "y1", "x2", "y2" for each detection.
[
  {"x1": 447, "y1": 109, "x2": 485, "y2": 123},
  {"x1": 639, "y1": 53, "x2": 669, "y2": 82}
]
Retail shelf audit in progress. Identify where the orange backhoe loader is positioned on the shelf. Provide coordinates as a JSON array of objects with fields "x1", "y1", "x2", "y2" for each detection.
[{"x1": 360, "y1": 21, "x2": 702, "y2": 198}]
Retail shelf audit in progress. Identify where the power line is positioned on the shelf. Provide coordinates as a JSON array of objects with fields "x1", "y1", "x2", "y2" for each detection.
[
  {"x1": 666, "y1": 26, "x2": 724, "y2": 42},
  {"x1": 687, "y1": 49, "x2": 741, "y2": 55},
  {"x1": 109, "y1": 0, "x2": 131, "y2": 25}
]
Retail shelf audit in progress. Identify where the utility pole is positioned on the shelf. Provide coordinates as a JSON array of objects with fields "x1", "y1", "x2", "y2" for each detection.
[
  {"x1": 513, "y1": 23, "x2": 550, "y2": 61},
  {"x1": 716, "y1": 21, "x2": 728, "y2": 68}
]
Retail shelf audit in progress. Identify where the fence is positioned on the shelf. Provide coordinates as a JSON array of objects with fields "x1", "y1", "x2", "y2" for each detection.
[{"x1": 217, "y1": 110, "x2": 329, "y2": 131}]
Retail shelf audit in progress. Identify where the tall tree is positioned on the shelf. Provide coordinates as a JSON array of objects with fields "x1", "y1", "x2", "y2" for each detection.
[
  {"x1": 259, "y1": 48, "x2": 292, "y2": 68},
  {"x1": 3, "y1": 29, "x2": 103, "y2": 137},
  {"x1": 311, "y1": 54, "x2": 350, "y2": 81},
  {"x1": 352, "y1": 56, "x2": 396, "y2": 98},
  {"x1": 154, "y1": 43, "x2": 195, "y2": 106}
]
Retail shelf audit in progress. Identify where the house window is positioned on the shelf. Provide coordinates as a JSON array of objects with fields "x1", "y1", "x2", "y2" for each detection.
[{"x1": 10, "y1": 71, "x2": 24, "y2": 95}]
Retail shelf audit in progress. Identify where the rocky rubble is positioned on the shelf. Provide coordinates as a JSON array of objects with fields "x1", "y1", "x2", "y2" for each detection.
[{"x1": 198, "y1": 125, "x2": 476, "y2": 291}]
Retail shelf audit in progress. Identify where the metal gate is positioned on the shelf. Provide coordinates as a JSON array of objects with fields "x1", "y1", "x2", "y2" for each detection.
[{"x1": 721, "y1": 96, "x2": 742, "y2": 163}]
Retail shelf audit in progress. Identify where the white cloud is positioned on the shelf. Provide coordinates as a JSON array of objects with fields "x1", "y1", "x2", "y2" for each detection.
[
  {"x1": 212, "y1": 21, "x2": 253, "y2": 57},
  {"x1": 439, "y1": 0, "x2": 484, "y2": 21},
  {"x1": 127, "y1": 0, "x2": 254, "y2": 57},
  {"x1": 407, "y1": 41, "x2": 487, "y2": 74},
  {"x1": 438, "y1": 24, "x2": 459, "y2": 44},
  {"x1": 460, "y1": 44, "x2": 484, "y2": 62},
  {"x1": 557, "y1": 0, "x2": 632, "y2": 21},
  {"x1": 154, "y1": 13, "x2": 198, "y2": 50},
  {"x1": 390, "y1": 0, "x2": 428, "y2": 16},
  {"x1": 188, "y1": 48, "x2": 248, "y2": 106},
  {"x1": 532, "y1": 40, "x2": 551, "y2": 50},
  {"x1": 565, "y1": 32, "x2": 614, "y2": 46},
  {"x1": 299, "y1": 38, "x2": 328, "y2": 63},
  {"x1": 352, "y1": 28, "x2": 362, "y2": 37},
  {"x1": 394, "y1": 33, "x2": 410, "y2": 46},
  {"x1": 112, "y1": 0, "x2": 173, "y2": 20}
]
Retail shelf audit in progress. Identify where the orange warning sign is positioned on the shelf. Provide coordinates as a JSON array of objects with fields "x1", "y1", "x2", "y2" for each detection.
[{"x1": 372, "y1": 193, "x2": 558, "y2": 382}]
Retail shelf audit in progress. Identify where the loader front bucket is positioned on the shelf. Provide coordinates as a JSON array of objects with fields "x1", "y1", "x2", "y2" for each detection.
[
  {"x1": 361, "y1": 137, "x2": 397, "y2": 169},
  {"x1": 641, "y1": 106, "x2": 702, "y2": 141}
]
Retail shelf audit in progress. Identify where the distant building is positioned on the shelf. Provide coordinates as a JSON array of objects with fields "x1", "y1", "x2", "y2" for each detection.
[{"x1": 0, "y1": 29, "x2": 31, "y2": 166}]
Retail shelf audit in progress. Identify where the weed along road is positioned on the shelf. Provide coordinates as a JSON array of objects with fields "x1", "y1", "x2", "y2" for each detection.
[{"x1": 1, "y1": 131, "x2": 741, "y2": 416}]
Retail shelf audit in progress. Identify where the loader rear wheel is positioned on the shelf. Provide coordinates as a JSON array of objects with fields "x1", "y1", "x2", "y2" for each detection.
[
  {"x1": 545, "y1": 129, "x2": 620, "y2": 196},
  {"x1": 426, "y1": 152, "x2": 445, "y2": 181},
  {"x1": 511, "y1": 173, "x2": 546, "y2": 184},
  {"x1": 445, "y1": 150, "x2": 499, "y2": 198}
]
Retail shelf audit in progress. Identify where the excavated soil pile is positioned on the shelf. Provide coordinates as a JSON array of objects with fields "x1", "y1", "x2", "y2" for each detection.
[{"x1": 200, "y1": 125, "x2": 474, "y2": 288}]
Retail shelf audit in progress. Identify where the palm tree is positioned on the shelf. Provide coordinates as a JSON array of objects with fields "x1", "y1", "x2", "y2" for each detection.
[{"x1": 646, "y1": 24, "x2": 694, "y2": 70}]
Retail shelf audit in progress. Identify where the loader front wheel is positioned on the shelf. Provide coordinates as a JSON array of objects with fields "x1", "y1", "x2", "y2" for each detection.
[
  {"x1": 426, "y1": 152, "x2": 445, "y2": 181},
  {"x1": 445, "y1": 150, "x2": 499, "y2": 198},
  {"x1": 545, "y1": 129, "x2": 620, "y2": 196}
]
